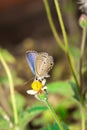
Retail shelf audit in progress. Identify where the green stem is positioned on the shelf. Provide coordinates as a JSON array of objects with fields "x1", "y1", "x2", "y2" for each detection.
[
  {"x1": 81, "y1": 28, "x2": 87, "y2": 57},
  {"x1": 67, "y1": 53, "x2": 80, "y2": 88},
  {"x1": 54, "y1": 0, "x2": 80, "y2": 89},
  {"x1": 0, "y1": 53, "x2": 18, "y2": 125},
  {"x1": 43, "y1": 0, "x2": 65, "y2": 51},
  {"x1": 0, "y1": 107, "x2": 13, "y2": 127},
  {"x1": 80, "y1": 28, "x2": 87, "y2": 94},
  {"x1": 43, "y1": 0, "x2": 79, "y2": 89},
  {"x1": 80, "y1": 104, "x2": 86, "y2": 130},
  {"x1": 54, "y1": 0, "x2": 68, "y2": 50},
  {"x1": 45, "y1": 99, "x2": 63, "y2": 130}
]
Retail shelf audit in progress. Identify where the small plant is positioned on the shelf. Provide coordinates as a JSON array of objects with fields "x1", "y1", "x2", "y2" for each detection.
[
  {"x1": 42, "y1": 0, "x2": 87, "y2": 130},
  {"x1": 0, "y1": 0, "x2": 87, "y2": 130}
]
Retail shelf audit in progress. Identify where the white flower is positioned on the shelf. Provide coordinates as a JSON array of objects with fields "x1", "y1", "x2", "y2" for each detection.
[
  {"x1": 27, "y1": 86, "x2": 47, "y2": 95},
  {"x1": 27, "y1": 89, "x2": 37, "y2": 95},
  {"x1": 78, "y1": 0, "x2": 87, "y2": 13},
  {"x1": 27, "y1": 79, "x2": 47, "y2": 96},
  {"x1": 27, "y1": 78, "x2": 48, "y2": 101}
]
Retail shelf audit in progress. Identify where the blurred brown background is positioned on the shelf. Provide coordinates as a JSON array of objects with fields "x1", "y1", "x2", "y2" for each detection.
[
  {"x1": 0, "y1": 0, "x2": 81, "y2": 80},
  {"x1": 0, "y1": 1, "x2": 86, "y2": 130},
  {"x1": 0, "y1": 0, "x2": 80, "y2": 49}
]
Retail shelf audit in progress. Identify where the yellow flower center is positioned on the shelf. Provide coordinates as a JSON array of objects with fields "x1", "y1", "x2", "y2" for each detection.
[{"x1": 31, "y1": 80, "x2": 43, "y2": 91}]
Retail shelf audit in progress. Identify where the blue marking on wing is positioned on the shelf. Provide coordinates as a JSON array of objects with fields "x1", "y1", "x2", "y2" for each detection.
[{"x1": 26, "y1": 51, "x2": 37, "y2": 75}]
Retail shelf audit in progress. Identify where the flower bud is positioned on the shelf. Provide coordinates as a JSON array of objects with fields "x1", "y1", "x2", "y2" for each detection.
[{"x1": 79, "y1": 14, "x2": 87, "y2": 29}]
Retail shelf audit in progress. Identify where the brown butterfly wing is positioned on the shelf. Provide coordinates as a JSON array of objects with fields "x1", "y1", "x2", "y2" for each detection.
[{"x1": 35, "y1": 52, "x2": 54, "y2": 78}]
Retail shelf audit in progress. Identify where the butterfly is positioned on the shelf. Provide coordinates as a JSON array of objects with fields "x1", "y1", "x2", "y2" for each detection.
[{"x1": 26, "y1": 50, "x2": 54, "y2": 81}]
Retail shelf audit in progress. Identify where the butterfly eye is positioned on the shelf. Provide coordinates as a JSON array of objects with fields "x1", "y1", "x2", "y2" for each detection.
[{"x1": 50, "y1": 63, "x2": 53, "y2": 66}]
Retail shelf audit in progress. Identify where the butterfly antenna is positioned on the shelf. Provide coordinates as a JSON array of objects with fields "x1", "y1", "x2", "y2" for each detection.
[{"x1": 24, "y1": 77, "x2": 34, "y2": 86}]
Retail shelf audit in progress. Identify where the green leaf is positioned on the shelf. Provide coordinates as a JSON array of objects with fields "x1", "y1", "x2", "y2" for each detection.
[
  {"x1": 12, "y1": 72, "x2": 24, "y2": 85},
  {"x1": 56, "y1": 105, "x2": 68, "y2": 120},
  {"x1": 69, "y1": 45, "x2": 80, "y2": 59},
  {"x1": 19, "y1": 105, "x2": 48, "y2": 130},
  {"x1": 63, "y1": 1, "x2": 76, "y2": 13},
  {"x1": 40, "y1": 122, "x2": 69, "y2": 130},
  {"x1": 48, "y1": 122, "x2": 60, "y2": 130},
  {"x1": 0, "y1": 76, "x2": 8, "y2": 85},
  {"x1": 26, "y1": 105, "x2": 47, "y2": 113},
  {"x1": 0, "y1": 107, "x2": 9, "y2": 119},
  {"x1": 40, "y1": 122, "x2": 60, "y2": 130},
  {"x1": 47, "y1": 81, "x2": 74, "y2": 97},
  {"x1": 62, "y1": 122, "x2": 69, "y2": 130},
  {"x1": 82, "y1": 64, "x2": 87, "y2": 74},
  {"x1": 69, "y1": 81, "x2": 80, "y2": 101},
  {"x1": 47, "y1": 81, "x2": 80, "y2": 101},
  {"x1": 0, "y1": 72, "x2": 24, "y2": 86},
  {"x1": 0, "y1": 48, "x2": 15, "y2": 63},
  {"x1": 0, "y1": 116, "x2": 10, "y2": 130},
  {"x1": 15, "y1": 93, "x2": 25, "y2": 114},
  {"x1": 56, "y1": 98, "x2": 76, "y2": 120}
]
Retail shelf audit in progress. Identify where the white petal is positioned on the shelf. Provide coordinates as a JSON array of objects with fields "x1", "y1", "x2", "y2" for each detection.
[
  {"x1": 35, "y1": 94, "x2": 40, "y2": 100},
  {"x1": 42, "y1": 86, "x2": 47, "y2": 90},
  {"x1": 27, "y1": 90, "x2": 37, "y2": 95},
  {"x1": 42, "y1": 79, "x2": 46, "y2": 85}
]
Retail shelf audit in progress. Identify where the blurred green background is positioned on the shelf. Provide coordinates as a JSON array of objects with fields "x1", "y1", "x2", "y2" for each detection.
[{"x1": 0, "y1": 0, "x2": 86, "y2": 130}]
